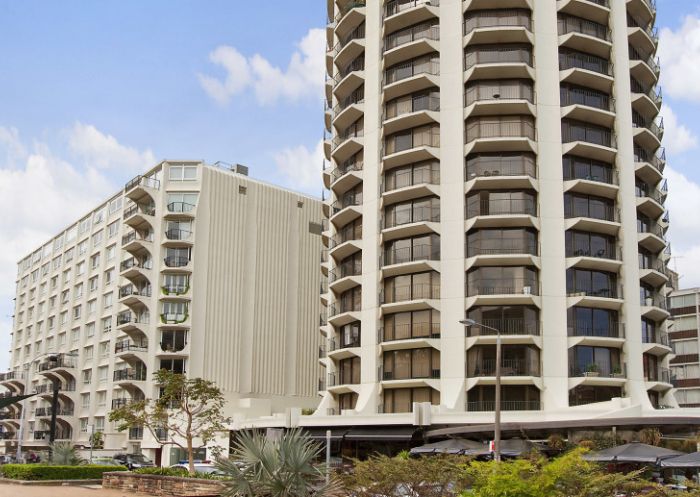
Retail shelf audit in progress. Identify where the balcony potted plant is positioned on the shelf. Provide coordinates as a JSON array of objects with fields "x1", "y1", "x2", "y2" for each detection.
[
  {"x1": 611, "y1": 366, "x2": 624, "y2": 379},
  {"x1": 584, "y1": 363, "x2": 600, "y2": 377}
]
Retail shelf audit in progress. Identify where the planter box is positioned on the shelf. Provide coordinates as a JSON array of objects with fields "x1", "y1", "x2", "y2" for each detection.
[
  {"x1": 102, "y1": 471, "x2": 224, "y2": 497},
  {"x1": 584, "y1": 372, "x2": 600, "y2": 377}
]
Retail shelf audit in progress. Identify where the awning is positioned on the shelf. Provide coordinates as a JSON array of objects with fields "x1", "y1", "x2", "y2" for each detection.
[
  {"x1": 410, "y1": 438, "x2": 489, "y2": 456},
  {"x1": 660, "y1": 452, "x2": 700, "y2": 468},
  {"x1": 0, "y1": 394, "x2": 35, "y2": 410},
  {"x1": 303, "y1": 428, "x2": 349, "y2": 441},
  {"x1": 345, "y1": 426, "x2": 417, "y2": 441},
  {"x1": 583, "y1": 442, "x2": 683, "y2": 464}
]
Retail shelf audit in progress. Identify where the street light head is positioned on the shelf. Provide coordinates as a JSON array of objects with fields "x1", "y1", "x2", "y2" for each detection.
[{"x1": 459, "y1": 319, "x2": 478, "y2": 327}]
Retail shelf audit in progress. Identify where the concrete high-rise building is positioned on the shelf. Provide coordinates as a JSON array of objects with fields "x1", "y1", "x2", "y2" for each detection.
[
  {"x1": 311, "y1": 0, "x2": 689, "y2": 434},
  {"x1": 669, "y1": 288, "x2": 700, "y2": 408},
  {"x1": 1, "y1": 161, "x2": 323, "y2": 463}
]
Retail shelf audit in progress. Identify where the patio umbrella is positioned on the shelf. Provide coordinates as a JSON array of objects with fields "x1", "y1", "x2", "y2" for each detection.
[
  {"x1": 410, "y1": 438, "x2": 489, "y2": 456},
  {"x1": 500, "y1": 438, "x2": 539, "y2": 457},
  {"x1": 660, "y1": 452, "x2": 700, "y2": 468},
  {"x1": 584, "y1": 442, "x2": 683, "y2": 464}
]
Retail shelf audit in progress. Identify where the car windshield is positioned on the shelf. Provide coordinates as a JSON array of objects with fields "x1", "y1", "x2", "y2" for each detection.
[{"x1": 128, "y1": 454, "x2": 152, "y2": 464}]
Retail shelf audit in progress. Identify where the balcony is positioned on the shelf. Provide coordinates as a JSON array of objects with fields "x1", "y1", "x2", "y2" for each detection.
[
  {"x1": 381, "y1": 205, "x2": 440, "y2": 241},
  {"x1": 384, "y1": 125, "x2": 440, "y2": 169},
  {"x1": 112, "y1": 398, "x2": 139, "y2": 409},
  {"x1": 560, "y1": 87, "x2": 615, "y2": 128},
  {"x1": 124, "y1": 175, "x2": 160, "y2": 202},
  {"x1": 119, "y1": 257, "x2": 153, "y2": 278},
  {"x1": 160, "y1": 312, "x2": 189, "y2": 325},
  {"x1": 166, "y1": 201, "x2": 196, "y2": 216},
  {"x1": 164, "y1": 228, "x2": 193, "y2": 242},
  {"x1": 637, "y1": 222, "x2": 667, "y2": 254},
  {"x1": 642, "y1": 331, "x2": 671, "y2": 356},
  {"x1": 384, "y1": 22, "x2": 439, "y2": 67},
  {"x1": 556, "y1": 0, "x2": 610, "y2": 26},
  {"x1": 381, "y1": 243, "x2": 440, "y2": 269},
  {"x1": 464, "y1": 81, "x2": 535, "y2": 119},
  {"x1": 118, "y1": 284, "x2": 152, "y2": 305},
  {"x1": 115, "y1": 339, "x2": 148, "y2": 357},
  {"x1": 123, "y1": 203, "x2": 155, "y2": 230},
  {"x1": 636, "y1": 187, "x2": 666, "y2": 220},
  {"x1": 569, "y1": 364, "x2": 625, "y2": 380},
  {"x1": 334, "y1": 56, "x2": 364, "y2": 100},
  {"x1": 379, "y1": 322, "x2": 441, "y2": 343},
  {"x1": 113, "y1": 369, "x2": 147, "y2": 383},
  {"x1": 465, "y1": 117, "x2": 535, "y2": 154},
  {"x1": 468, "y1": 358, "x2": 540, "y2": 378},
  {"x1": 466, "y1": 198, "x2": 537, "y2": 221},
  {"x1": 333, "y1": 87, "x2": 364, "y2": 131},
  {"x1": 465, "y1": 154, "x2": 537, "y2": 191},
  {"x1": 330, "y1": 195, "x2": 363, "y2": 228},
  {"x1": 384, "y1": 55, "x2": 439, "y2": 101},
  {"x1": 38, "y1": 356, "x2": 76, "y2": 373},
  {"x1": 632, "y1": 115, "x2": 664, "y2": 150},
  {"x1": 627, "y1": 13, "x2": 658, "y2": 56},
  {"x1": 384, "y1": 93, "x2": 440, "y2": 136},
  {"x1": 161, "y1": 283, "x2": 190, "y2": 297},
  {"x1": 464, "y1": 46, "x2": 533, "y2": 80},
  {"x1": 381, "y1": 164, "x2": 440, "y2": 205},
  {"x1": 559, "y1": 50, "x2": 613, "y2": 93},
  {"x1": 463, "y1": 9, "x2": 532, "y2": 46},
  {"x1": 332, "y1": 121, "x2": 364, "y2": 164},
  {"x1": 639, "y1": 259, "x2": 669, "y2": 288},
  {"x1": 634, "y1": 146, "x2": 665, "y2": 185},
  {"x1": 562, "y1": 120, "x2": 616, "y2": 162},
  {"x1": 466, "y1": 239, "x2": 538, "y2": 268},
  {"x1": 335, "y1": 1, "x2": 366, "y2": 37},
  {"x1": 164, "y1": 256, "x2": 191, "y2": 269},
  {"x1": 465, "y1": 318, "x2": 540, "y2": 338},
  {"x1": 640, "y1": 295, "x2": 669, "y2": 321},
  {"x1": 467, "y1": 278, "x2": 539, "y2": 298},
  {"x1": 558, "y1": 14, "x2": 611, "y2": 58},
  {"x1": 380, "y1": 283, "x2": 440, "y2": 307},
  {"x1": 629, "y1": 45, "x2": 660, "y2": 86},
  {"x1": 328, "y1": 338, "x2": 362, "y2": 361},
  {"x1": 121, "y1": 230, "x2": 153, "y2": 253},
  {"x1": 330, "y1": 159, "x2": 363, "y2": 195},
  {"x1": 328, "y1": 267, "x2": 361, "y2": 294},
  {"x1": 333, "y1": 22, "x2": 365, "y2": 72},
  {"x1": 34, "y1": 407, "x2": 74, "y2": 417},
  {"x1": 568, "y1": 322, "x2": 624, "y2": 346},
  {"x1": 630, "y1": 78, "x2": 662, "y2": 119},
  {"x1": 383, "y1": 0, "x2": 440, "y2": 33}
]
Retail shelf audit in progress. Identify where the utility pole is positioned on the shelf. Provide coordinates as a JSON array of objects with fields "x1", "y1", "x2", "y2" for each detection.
[{"x1": 48, "y1": 378, "x2": 60, "y2": 458}]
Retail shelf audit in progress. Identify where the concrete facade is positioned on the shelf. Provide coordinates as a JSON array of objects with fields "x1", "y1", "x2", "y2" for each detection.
[
  {"x1": 2, "y1": 161, "x2": 323, "y2": 463},
  {"x1": 669, "y1": 288, "x2": 700, "y2": 408}
]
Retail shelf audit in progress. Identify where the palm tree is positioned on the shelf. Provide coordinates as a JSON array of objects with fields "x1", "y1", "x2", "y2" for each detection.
[
  {"x1": 48, "y1": 441, "x2": 85, "y2": 465},
  {"x1": 215, "y1": 428, "x2": 344, "y2": 497}
]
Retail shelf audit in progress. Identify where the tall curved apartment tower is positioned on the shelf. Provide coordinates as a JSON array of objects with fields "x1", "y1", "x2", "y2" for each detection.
[{"x1": 318, "y1": 0, "x2": 677, "y2": 426}]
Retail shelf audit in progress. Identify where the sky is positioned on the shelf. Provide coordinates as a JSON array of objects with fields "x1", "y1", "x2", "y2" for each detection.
[{"x1": 0, "y1": 0, "x2": 699, "y2": 371}]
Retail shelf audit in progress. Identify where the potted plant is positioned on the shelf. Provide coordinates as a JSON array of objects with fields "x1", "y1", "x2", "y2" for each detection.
[
  {"x1": 611, "y1": 366, "x2": 624, "y2": 378},
  {"x1": 584, "y1": 363, "x2": 600, "y2": 377}
]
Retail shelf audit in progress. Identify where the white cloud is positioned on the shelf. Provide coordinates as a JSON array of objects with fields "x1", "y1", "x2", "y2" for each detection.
[
  {"x1": 665, "y1": 166, "x2": 700, "y2": 287},
  {"x1": 0, "y1": 126, "x2": 26, "y2": 167},
  {"x1": 660, "y1": 106, "x2": 698, "y2": 156},
  {"x1": 68, "y1": 122, "x2": 156, "y2": 173},
  {"x1": 198, "y1": 28, "x2": 326, "y2": 106},
  {"x1": 0, "y1": 125, "x2": 154, "y2": 371},
  {"x1": 273, "y1": 140, "x2": 324, "y2": 193},
  {"x1": 659, "y1": 15, "x2": 700, "y2": 102}
]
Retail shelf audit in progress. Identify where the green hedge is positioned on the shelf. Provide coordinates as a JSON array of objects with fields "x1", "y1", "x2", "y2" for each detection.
[{"x1": 1, "y1": 464, "x2": 127, "y2": 480}]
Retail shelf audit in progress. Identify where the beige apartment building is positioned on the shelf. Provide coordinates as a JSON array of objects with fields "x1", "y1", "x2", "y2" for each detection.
[
  {"x1": 1, "y1": 161, "x2": 323, "y2": 464},
  {"x1": 233, "y1": 0, "x2": 700, "y2": 442},
  {"x1": 669, "y1": 289, "x2": 700, "y2": 408}
]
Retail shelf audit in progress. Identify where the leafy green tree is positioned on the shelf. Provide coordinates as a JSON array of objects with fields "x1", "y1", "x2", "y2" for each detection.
[
  {"x1": 109, "y1": 369, "x2": 229, "y2": 475},
  {"x1": 215, "y1": 428, "x2": 344, "y2": 497}
]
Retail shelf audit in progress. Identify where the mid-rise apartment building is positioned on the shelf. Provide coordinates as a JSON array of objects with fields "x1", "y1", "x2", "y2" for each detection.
[
  {"x1": 1, "y1": 161, "x2": 323, "y2": 463},
  {"x1": 306, "y1": 0, "x2": 688, "y2": 437},
  {"x1": 669, "y1": 289, "x2": 700, "y2": 408}
]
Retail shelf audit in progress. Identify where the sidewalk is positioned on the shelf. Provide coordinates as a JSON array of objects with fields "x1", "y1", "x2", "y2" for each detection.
[{"x1": 0, "y1": 482, "x2": 132, "y2": 496}]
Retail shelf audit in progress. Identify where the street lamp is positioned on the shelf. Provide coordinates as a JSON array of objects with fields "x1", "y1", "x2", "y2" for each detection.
[{"x1": 460, "y1": 318, "x2": 502, "y2": 462}]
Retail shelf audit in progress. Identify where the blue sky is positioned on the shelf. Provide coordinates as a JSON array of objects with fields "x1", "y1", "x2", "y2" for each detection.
[{"x1": 1, "y1": 0, "x2": 700, "y2": 371}]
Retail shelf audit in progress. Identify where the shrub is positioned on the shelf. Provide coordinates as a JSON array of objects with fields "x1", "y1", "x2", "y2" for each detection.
[
  {"x1": 48, "y1": 441, "x2": 85, "y2": 465},
  {"x1": 1, "y1": 464, "x2": 127, "y2": 480},
  {"x1": 133, "y1": 466, "x2": 227, "y2": 480}
]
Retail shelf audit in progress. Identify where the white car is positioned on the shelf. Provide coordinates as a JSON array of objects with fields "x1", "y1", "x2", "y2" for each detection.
[{"x1": 169, "y1": 463, "x2": 224, "y2": 475}]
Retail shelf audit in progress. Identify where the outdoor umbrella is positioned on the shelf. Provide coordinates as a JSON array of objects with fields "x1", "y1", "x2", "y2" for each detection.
[
  {"x1": 660, "y1": 452, "x2": 700, "y2": 468},
  {"x1": 583, "y1": 442, "x2": 683, "y2": 464},
  {"x1": 410, "y1": 438, "x2": 489, "y2": 456},
  {"x1": 500, "y1": 438, "x2": 539, "y2": 457}
]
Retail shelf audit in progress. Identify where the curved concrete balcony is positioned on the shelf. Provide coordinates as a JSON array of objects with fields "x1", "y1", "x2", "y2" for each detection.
[
  {"x1": 328, "y1": 272, "x2": 361, "y2": 295},
  {"x1": 383, "y1": 107, "x2": 439, "y2": 137},
  {"x1": 466, "y1": 359, "x2": 542, "y2": 390},
  {"x1": 331, "y1": 135, "x2": 363, "y2": 166},
  {"x1": 162, "y1": 256, "x2": 192, "y2": 273},
  {"x1": 113, "y1": 368, "x2": 148, "y2": 390},
  {"x1": 323, "y1": 164, "x2": 333, "y2": 189},
  {"x1": 642, "y1": 335, "x2": 672, "y2": 357},
  {"x1": 637, "y1": 226, "x2": 666, "y2": 254},
  {"x1": 124, "y1": 175, "x2": 160, "y2": 203},
  {"x1": 381, "y1": 218, "x2": 440, "y2": 243},
  {"x1": 640, "y1": 264, "x2": 670, "y2": 288},
  {"x1": 379, "y1": 285, "x2": 441, "y2": 315},
  {"x1": 559, "y1": 53, "x2": 614, "y2": 93},
  {"x1": 626, "y1": 0, "x2": 655, "y2": 27},
  {"x1": 123, "y1": 204, "x2": 155, "y2": 230},
  {"x1": 122, "y1": 231, "x2": 154, "y2": 255},
  {"x1": 0, "y1": 372, "x2": 26, "y2": 391},
  {"x1": 464, "y1": 50, "x2": 534, "y2": 82},
  {"x1": 383, "y1": 0, "x2": 439, "y2": 34},
  {"x1": 383, "y1": 144, "x2": 440, "y2": 171},
  {"x1": 465, "y1": 213, "x2": 539, "y2": 233},
  {"x1": 566, "y1": 253, "x2": 622, "y2": 274},
  {"x1": 381, "y1": 178, "x2": 440, "y2": 207},
  {"x1": 327, "y1": 303, "x2": 361, "y2": 327},
  {"x1": 383, "y1": 69, "x2": 439, "y2": 102},
  {"x1": 464, "y1": 0, "x2": 532, "y2": 12},
  {"x1": 631, "y1": 95, "x2": 661, "y2": 127},
  {"x1": 118, "y1": 284, "x2": 152, "y2": 308},
  {"x1": 115, "y1": 339, "x2": 148, "y2": 363},
  {"x1": 325, "y1": 75, "x2": 334, "y2": 105},
  {"x1": 629, "y1": 54, "x2": 660, "y2": 88},
  {"x1": 566, "y1": 289, "x2": 624, "y2": 311},
  {"x1": 329, "y1": 236, "x2": 362, "y2": 261},
  {"x1": 330, "y1": 200, "x2": 362, "y2": 229},
  {"x1": 558, "y1": 26, "x2": 611, "y2": 59},
  {"x1": 381, "y1": 376, "x2": 441, "y2": 391},
  {"x1": 560, "y1": 90, "x2": 616, "y2": 128},
  {"x1": 465, "y1": 174, "x2": 537, "y2": 195},
  {"x1": 557, "y1": 0, "x2": 610, "y2": 25},
  {"x1": 381, "y1": 255, "x2": 440, "y2": 279},
  {"x1": 465, "y1": 280, "x2": 540, "y2": 308},
  {"x1": 640, "y1": 297, "x2": 670, "y2": 321},
  {"x1": 327, "y1": 339, "x2": 362, "y2": 361},
  {"x1": 162, "y1": 228, "x2": 194, "y2": 248},
  {"x1": 465, "y1": 319, "x2": 541, "y2": 349},
  {"x1": 628, "y1": 24, "x2": 658, "y2": 58},
  {"x1": 164, "y1": 201, "x2": 196, "y2": 218},
  {"x1": 568, "y1": 373, "x2": 626, "y2": 390},
  {"x1": 634, "y1": 148, "x2": 665, "y2": 186},
  {"x1": 330, "y1": 161, "x2": 363, "y2": 195},
  {"x1": 564, "y1": 179, "x2": 618, "y2": 201},
  {"x1": 463, "y1": 14, "x2": 533, "y2": 47},
  {"x1": 632, "y1": 122, "x2": 663, "y2": 152},
  {"x1": 464, "y1": 120, "x2": 536, "y2": 156},
  {"x1": 334, "y1": 2, "x2": 366, "y2": 41},
  {"x1": 326, "y1": 372, "x2": 361, "y2": 395},
  {"x1": 567, "y1": 322, "x2": 624, "y2": 348},
  {"x1": 636, "y1": 192, "x2": 665, "y2": 220},
  {"x1": 333, "y1": 100, "x2": 364, "y2": 132},
  {"x1": 384, "y1": 35, "x2": 439, "y2": 69},
  {"x1": 333, "y1": 70, "x2": 365, "y2": 102},
  {"x1": 334, "y1": 40, "x2": 365, "y2": 74}
]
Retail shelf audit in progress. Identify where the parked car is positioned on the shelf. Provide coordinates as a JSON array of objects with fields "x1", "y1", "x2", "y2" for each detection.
[
  {"x1": 170, "y1": 462, "x2": 223, "y2": 475},
  {"x1": 113, "y1": 453, "x2": 155, "y2": 470}
]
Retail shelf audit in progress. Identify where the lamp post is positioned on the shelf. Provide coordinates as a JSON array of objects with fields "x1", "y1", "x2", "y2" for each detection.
[{"x1": 460, "y1": 318, "x2": 502, "y2": 462}]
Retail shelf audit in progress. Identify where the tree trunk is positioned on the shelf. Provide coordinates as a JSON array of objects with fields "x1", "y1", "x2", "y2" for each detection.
[{"x1": 187, "y1": 435, "x2": 194, "y2": 475}]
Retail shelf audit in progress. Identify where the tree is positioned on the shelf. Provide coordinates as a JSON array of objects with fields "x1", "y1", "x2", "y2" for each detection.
[
  {"x1": 109, "y1": 369, "x2": 230, "y2": 475},
  {"x1": 640, "y1": 427, "x2": 663, "y2": 446},
  {"x1": 215, "y1": 428, "x2": 345, "y2": 497}
]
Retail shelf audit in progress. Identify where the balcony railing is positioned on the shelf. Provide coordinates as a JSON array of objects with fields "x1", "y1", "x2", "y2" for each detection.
[
  {"x1": 115, "y1": 340, "x2": 148, "y2": 354},
  {"x1": 162, "y1": 284, "x2": 189, "y2": 295},
  {"x1": 38, "y1": 357, "x2": 76, "y2": 371},
  {"x1": 385, "y1": 94, "x2": 440, "y2": 120},
  {"x1": 382, "y1": 206, "x2": 440, "y2": 229},
  {"x1": 337, "y1": 56, "x2": 365, "y2": 83},
  {"x1": 560, "y1": 88, "x2": 614, "y2": 112},
  {"x1": 125, "y1": 175, "x2": 160, "y2": 192},
  {"x1": 466, "y1": 119, "x2": 535, "y2": 141},
  {"x1": 123, "y1": 204, "x2": 155, "y2": 220},
  {"x1": 328, "y1": 262, "x2": 362, "y2": 283},
  {"x1": 558, "y1": 15, "x2": 610, "y2": 41},
  {"x1": 379, "y1": 322, "x2": 441, "y2": 342},
  {"x1": 121, "y1": 231, "x2": 153, "y2": 246},
  {"x1": 382, "y1": 368, "x2": 440, "y2": 381},
  {"x1": 465, "y1": 318, "x2": 540, "y2": 336},
  {"x1": 330, "y1": 338, "x2": 361, "y2": 351},
  {"x1": 0, "y1": 371, "x2": 25, "y2": 382},
  {"x1": 467, "y1": 278, "x2": 539, "y2": 296},
  {"x1": 384, "y1": 0, "x2": 439, "y2": 19},
  {"x1": 465, "y1": 47, "x2": 532, "y2": 69},
  {"x1": 385, "y1": 23, "x2": 439, "y2": 52},
  {"x1": 466, "y1": 400, "x2": 541, "y2": 411},
  {"x1": 164, "y1": 256, "x2": 190, "y2": 268},
  {"x1": 380, "y1": 283, "x2": 441, "y2": 304},
  {"x1": 467, "y1": 198, "x2": 537, "y2": 218},
  {"x1": 332, "y1": 124, "x2": 364, "y2": 151},
  {"x1": 562, "y1": 121, "x2": 615, "y2": 147},
  {"x1": 120, "y1": 258, "x2": 153, "y2": 272},
  {"x1": 559, "y1": 51, "x2": 613, "y2": 76},
  {"x1": 467, "y1": 239, "x2": 538, "y2": 257},
  {"x1": 167, "y1": 202, "x2": 196, "y2": 213},
  {"x1": 113, "y1": 369, "x2": 147, "y2": 382},
  {"x1": 568, "y1": 285, "x2": 619, "y2": 299},
  {"x1": 630, "y1": 79, "x2": 662, "y2": 107},
  {"x1": 35, "y1": 407, "x2": 74, "y2": 417},
  {"x1": 333, "y1": 88, "x2": 365, "y2": 116},
  {"x1": 160, "y1": 312, "x2": 188, "y2": 324},
  {"x1": 632, "y1": 116, "x2": 664, "y2": 141},
  {"x1": 112, "y1": 398, "x2": 137, "y2": 409},
  {"x1": 464, "y1": 82, "x2": 534, "y2": 106},
  {"x1": 629, "y1": 45, "x2": 660, "y2": 75},
  {"x1": 464, "y1": 10, "x2": 532, "y2": 34},
  {"x1": 471, "y1": 358, "x2": 539, "y2": 377},
  {"x1": 568, "y1": 322, "x2": 624, "y2": 338},
  {"x1": 381, "y1": 244, "x2": 440, "y2": 266},
  {"x1": 165, "y1": 228, "x2": 193, "y2": 241},
  {"x1": 627, "y1": 13, "x2": 658, "y2": 42},
  {"x1": 466, "y1": 154, "x2": 536, "y2": 179},
  {"x1": 637, "y1": 222, "x2": 666, "y2": 239},
  {"x1": 331, "y1": 194, "x2": 363, "y2": 215},
  {"x1": 385, "y1": 58, "x2": 439, "y2": 85},
  {"x1": 569, "y1": 364, "x2": 624, "y2": 378},
  {"x1": 642, "y1": 332, "x2": 669, "y2": 346},
  {"x1": 382, "y1": 167, "x2": 440, "y2": 193},
  {"x1": 334, "y1": 0, "x2": 366, "y2": 23},
  {"x1": 119, "y1": 285, "x2": 152, "y2": 299}
]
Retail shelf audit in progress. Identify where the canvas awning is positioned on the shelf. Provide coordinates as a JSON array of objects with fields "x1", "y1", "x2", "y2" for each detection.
[
  {"x1": 344, "y1": 426, "x2": 417, "y2": 441},
  {"x1": 584, "y1": 442, "x2": 683, "y2": 464},
  {"x1": 660, "y1": 452, "x2": 700, "y2": 468},
  {"x1": 410, "y1": 438, "x2": 489, "y2": 456}
]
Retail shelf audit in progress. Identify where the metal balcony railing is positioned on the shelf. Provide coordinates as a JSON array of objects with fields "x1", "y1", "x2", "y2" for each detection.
[
  {"x1": 333, "y1": 87, "x2": 365, "y2": 116},
  {"x1": 382, "y1": 205, "x2": 440, "y2": 229},
  {"x1": 385, "y1": 58, "x2": 439, "y2": 85},
  {"x1": 466, "y1": 154, "x2": 536, "y2": 179},
  {"x1": 125, "y1": 175, "x2": 160, "y2": 191},
  {"x1": 467, "y1": 278, "x2": 539, "y2": 296},
  {"x1": 467, "y1": 239, "x2": 538, "y2": 257},
  {"x1": 627, "y1": 13, "x2": 659, "y2": 42},
  {"x1": 465, "y1": 318, "x2": 540, "y2": 336},
  {"x1": 471, "y1": 358, "x2": 539, "y2": 377},
  {"x1": 629, "y1": 45, "x2": 660, "y2": 75},
  {"x1": 560, "y1": 88, "x2": 615, "y2": 112},
  {"x1": 167, "y1": 202, "x2": 196, "y2": 213},
  {"x1": 379, "y1": 322, "x2": 441, "y2": 342},
  {"x1": 384, "y1": 0, "x2": 439, "y2": 19},
  {"x1": 567, "y1": 284, "x2": 620, "y2": 299},
  {"x1": 464, "y1": 10, "x2": 531, "y2": 34},
  {"x1": 465, "y1": 82, "x2": 534, "y2": 106},
  {"x1": 467, "y1": 198, "x2": 537, "y2": 218},
  {"x1": 466, "y1": 119, "x2": 535, "y2": 141},
  {"x1": 558, "y1": 15, "x2": 610, "y2": 41},
  {"x1": 164, "y1": 256, "x2": 190, "y2": 268},
  {"x1": 568, "y1": 322, "x2": 624, "y2": 338},
  {"x1": 380, "y1": 283, "x2": 440, "y2": 304},
  {"x1": 569, "y1": 363, "x2": 625, "y2": 378},
  {"x1": 382, "y1": 167, "x2": 440, "y2": 193},
  {"x1": 466, "y1": 400, "x2": 542, "y2": 411},
  {"x1": 113, "y1": 369, "x2": 147, "y2": 382},
  {"x1": 634, "y1": 146, "x2": 666, "y2": 172},
  {"x1": 381, "y1": 244, "x2": 440, "y2": 267},
  {"x1": 385, "y1": 23, "x2": 439, "y2": 52},
  {"x1": 119, "y1": 285, "x2": 152, "y2": 299},
  {"x1": 385, "y1": 94, "x2": 440, "y2": 120},
  {"x1": 330, "y1": 338, "x2": 361, "y2": 351},
  {"x1": 559, "y1": 50, "x2": 613, "y2": 76},
  {"x1": 328, "y1": 261, "x2": 362, "y2": 283},
  {"x1": 465, "y1": 47, "x2": 532, "y2": 69},
  {"x1": 630, "y1": 79, "x2": 662, "y2": 107},
  {"x1": 165, "y1": 228, "x2": 193, "y2": 241},
  {"x1": 115, "y1": 340, "x2": 148, "y2": 354},
  {"x1": 562, "y1": 121, "x2": 615, "y2": 147}
]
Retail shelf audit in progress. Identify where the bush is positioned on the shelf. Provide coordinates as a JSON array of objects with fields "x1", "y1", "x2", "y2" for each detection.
[
  {"x1": 134, "y1": 466, "x2": 226, "y2": 480},
  {"x1": 1, "y1": 464, "x2": 127, "y2": 480}
]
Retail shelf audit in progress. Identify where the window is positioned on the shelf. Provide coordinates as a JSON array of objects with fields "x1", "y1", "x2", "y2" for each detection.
[
  {"x1": 384, "y1": 387, "x2": 439, "y2": 413},
  {"x1": 61, "y1": 290, "x2": 69, "y2": 304},
  {"x1": 78, "y1": 217, "x2": 91, "y2": 236},
  {"x1": 71, "y1": 327, "x2": 80, "y2": 342},
  {"x1": 169, "y1": 165, "x2": 198, "y2": 181},
  {"x1": 74, "y1": 283, "x2": 84, "y2": 300},
  {"x1": 50, "y1": 275, "x2": 58, "y2": 290},
  {"x1": 92, "y1": 230, "x2": 103, "y2": 247},
  {"x1": 162, "y1": 274, "x2": 189, "y2": 294},
  {"x1": 41, "y1": 263, "x2": 50, "y2": 277},
  {"x1": 101, "y1": 317, "x2": 112, "y2": 334},
  {"x1": 46, "y1": 336, "x2": 54, "y2": 351},
  {"x1": 93, "y1": 207, "x2": 105, "y2": 225},
  {"x1": 106, "y1": 245, "x2": 116, "y2": 261},
  {"x1": 49, "y1": 296, "x2": 56, "y2": 309},
  {"x1": 98, "y1": 366, "x2": 108, "y2": 384},
  {"x1": 39, "y1": 282, "x2": 47, "y2": 296},
  {"x1": 87, "y1": 299, "x2": 96, "y2": 315},
  {"x1": 73, "y1": 305, "x2": 82, "y2": 320},
  {"x1": 76, "y1": 261, "x2": 86, "y2": 276},
  {"x1": 84, "y1": 346, "x2": 94, "y2": 360},
  {"x1": 107, "y1": 221, "x2": 119, "y2": 239},
  {"x1": 78, "y1": 240, "x2": 88, "y2": 256},
  {"x1": 52, "y1": 256, "x2": 62, "y2": 270},
  {"x1": 58, "y1": 333, "x2": 66, "y2": 346},
  {"x1": 675, "y1": 340, "x2": 699, "y2": 356},
  {"x1": 95, "y1": 416, "x2": 105, "y2": 431},
  {"x1": 566, "y1": 269, "x2": 618, "y2": 298},
  {"x1": 81, "y1": 394, "x2": 90, "y2": 410},
  {"x1": 103, "y1": 292, "x2": 113, "y2": 309},
  {"x1": 108, "y1": 197, "x2": 122, "y2": 215},
  {"x1": 90, "y1": 253, "x2": 101, "y2": 269},
  {"x1": 99, "y1": 342, "x2": 109, "y2": 357},
  {"x1": 96, "y1": 392, "x2": 106, "y2": 407},
  {"x1": 86, "y1": 322, "x2": 95, "y2": 338},
  {"x1": 166, "y1": 192, "x2": 198, "y2": 212},
  {"x1": 47, "y1": 316, "x2": 55, "y2": 330},
  {"x1": 565, "y1": 231, "x2": 616, "y2": 259},
  {"x1": 162, "y1": 302, "x2": 188, "y2": 322},
  {"x1": 674, "y1": 316, "x2": 698, "y2": 332},
  {"x1": 82, "y1": 369, "x2": 92, "y2": 385},
  {"x1": 60, "y1": 312, "x2": 68, "y2": 326},
  {"x1": 383, "y1": 348, "x2": 440, "y2": 380},
  {"x1": 104, "y1": 269, "x2": 114, "y2": 286},
  {"x1": 89, "y1": 276, "x2": 99, "y2": 293},
  {"x1": 53, "y1": 236, "x2": 64, "y2": 252},
  {"x1": 64, "y1": 247, "x2": 74, "y2": 263},
  {"x1": 159, "y1": 358, "x2": 186, "y2": 374}
]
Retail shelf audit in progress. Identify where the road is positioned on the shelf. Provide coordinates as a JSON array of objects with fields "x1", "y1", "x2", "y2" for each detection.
[{"x1": 0, "y1": 483, "x2": 133, "y2": 496}]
